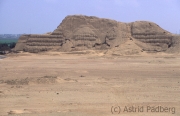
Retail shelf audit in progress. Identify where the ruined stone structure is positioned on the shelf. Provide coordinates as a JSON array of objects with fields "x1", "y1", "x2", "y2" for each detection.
[
  {"x1": 14, "y1": 15, "x2": 180, "y2": 53},
  {"x1": 131, "y1": 21, "x2": 173, "y2": 52}
]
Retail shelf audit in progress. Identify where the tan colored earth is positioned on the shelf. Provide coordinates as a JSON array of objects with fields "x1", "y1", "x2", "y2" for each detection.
[
  {"x1": 0, "y1": 51, "x2": 179, "y2": 116},
  {"x1": 14, "y1": 15, "x2": 180, "y2": 53}
]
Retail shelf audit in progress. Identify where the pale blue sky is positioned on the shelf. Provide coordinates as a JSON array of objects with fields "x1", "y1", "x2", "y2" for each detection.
[{"x1": 0, "y1": 0, "x2": 180, "y2": 34}]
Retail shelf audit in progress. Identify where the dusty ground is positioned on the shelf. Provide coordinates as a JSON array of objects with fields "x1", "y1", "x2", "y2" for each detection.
[{"x1": 0, "y1": 51, "x2": 180, "y2": 116}]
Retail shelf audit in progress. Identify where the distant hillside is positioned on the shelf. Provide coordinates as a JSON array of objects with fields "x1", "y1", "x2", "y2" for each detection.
[
  {"x1": 0, "y1": 34, "x2": 22, "y2": 44},
  {"x1": 0, "y1": 34, "x2": 22, "y2": 39}
]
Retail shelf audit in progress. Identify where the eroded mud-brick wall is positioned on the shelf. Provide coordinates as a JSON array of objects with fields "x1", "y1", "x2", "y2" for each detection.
[{"x1": 15, "y1": 15, "x2": 179, "y2": 53}]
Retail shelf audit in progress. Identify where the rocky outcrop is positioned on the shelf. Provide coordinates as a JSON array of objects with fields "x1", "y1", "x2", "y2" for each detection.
[{"x1": 14, "y1": 15, "x2": 180, "y2": 53}]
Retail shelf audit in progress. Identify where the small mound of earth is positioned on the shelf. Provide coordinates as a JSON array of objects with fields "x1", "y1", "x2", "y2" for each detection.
[
  {"x1": 34, "y1": 76, "x2": 57, "y2": 84},
  {"x1": 5, "y1": 78, "x2": 30, "y2": 85},
  {"x1": 8, "y1": 110, "x2": 31, "y2": 115},
  {"x1": 1, "y1": 76, "x2": 78, "y2": 85},
  {"x1": 105, "y1": 39, "x2": 145, "y2": 56}
]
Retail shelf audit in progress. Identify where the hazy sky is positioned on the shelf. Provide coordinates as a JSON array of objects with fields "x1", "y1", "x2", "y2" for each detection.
[{"x1": 0, "y1": 0, "x2": 180, "y2": 34}]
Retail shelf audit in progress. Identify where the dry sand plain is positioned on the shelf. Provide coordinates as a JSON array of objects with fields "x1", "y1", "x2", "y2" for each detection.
[{"x1": 0, "y1": 51, "x2": 180, "y2": 116}]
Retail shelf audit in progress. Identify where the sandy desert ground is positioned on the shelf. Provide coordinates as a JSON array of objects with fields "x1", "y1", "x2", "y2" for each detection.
[{"x1": 0, "y1": 51, "x2": 180, "y2": 116}]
